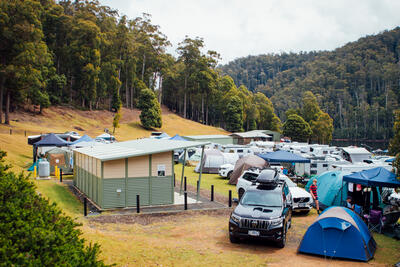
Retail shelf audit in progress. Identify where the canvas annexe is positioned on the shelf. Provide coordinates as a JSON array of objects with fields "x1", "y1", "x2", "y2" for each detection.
[{"x1": 73, "y1": 139, "x2": 209, "y2": 210}]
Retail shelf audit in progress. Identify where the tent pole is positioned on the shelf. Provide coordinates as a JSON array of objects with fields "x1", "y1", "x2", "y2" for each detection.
[
  {"x1": 180, "y1": 148, "x2": 187, "y2": 194},
  {"x1": 197, "y1": 145, "x2": 205, "y2": 201}
]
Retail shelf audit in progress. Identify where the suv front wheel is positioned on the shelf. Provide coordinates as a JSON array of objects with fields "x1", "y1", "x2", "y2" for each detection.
[
  {"x1": 276, "y1": 225, "x2": 286, "y2": 248},
  {"x1": 229, "y1": 233, "x2": 239, "y2": 244}
]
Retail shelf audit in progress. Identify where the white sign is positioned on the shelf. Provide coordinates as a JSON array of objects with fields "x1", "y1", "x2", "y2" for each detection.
[{"x1": 157, "y1": 164, "x2": 166, "y2": 176}]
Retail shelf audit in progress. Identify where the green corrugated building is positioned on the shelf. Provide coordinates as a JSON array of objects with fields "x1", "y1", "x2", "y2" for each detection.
[{"x1": 73, "y1": 139, "x2": 208, "y2": 210}]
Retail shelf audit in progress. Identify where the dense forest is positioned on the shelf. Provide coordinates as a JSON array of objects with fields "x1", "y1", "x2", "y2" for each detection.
[
  {"x1": 0, "y1": 0, "x2": 280, "y2": 133},
  {"x1": 220, "y1": 28, "x2": 400, "y2": 140}
]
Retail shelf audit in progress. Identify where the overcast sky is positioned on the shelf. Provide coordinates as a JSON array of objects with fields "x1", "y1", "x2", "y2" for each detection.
[{"x1": 99, "y1": 0, "x2": 400, "y2": 64}]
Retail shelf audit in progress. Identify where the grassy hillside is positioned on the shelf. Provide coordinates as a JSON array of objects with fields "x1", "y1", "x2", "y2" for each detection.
[{"x1": 0, "y1": 106, "x2": 227, "y2": 172}]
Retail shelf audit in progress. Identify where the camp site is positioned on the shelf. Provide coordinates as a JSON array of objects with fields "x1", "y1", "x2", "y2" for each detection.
[{"x1": 1, "y1": 0, "x2": 400, "y2": 266}]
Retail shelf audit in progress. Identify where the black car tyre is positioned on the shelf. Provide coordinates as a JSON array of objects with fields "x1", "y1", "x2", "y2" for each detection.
[
  {"x1": 229, "y1": 233, "x2": 239, "y2": 243},
  {"x1": 276, "y1": 226, "x2": 286, "y2": 248},
  {"x1": 288, "y1": 217, "x2": 292, "y2": 229},
  {"x1": 238, "y1": 188, "x2": 245, "y2": 200}
]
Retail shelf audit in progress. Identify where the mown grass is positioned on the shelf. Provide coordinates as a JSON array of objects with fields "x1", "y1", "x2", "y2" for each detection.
[{"x1": 174, "y1": 164, "x2": 238, "y2": 198}]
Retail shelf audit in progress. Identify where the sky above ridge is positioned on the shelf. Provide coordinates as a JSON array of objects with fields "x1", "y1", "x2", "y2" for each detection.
[{"x1": 99, "y1": 0, "x2": 400, "y2": 64}]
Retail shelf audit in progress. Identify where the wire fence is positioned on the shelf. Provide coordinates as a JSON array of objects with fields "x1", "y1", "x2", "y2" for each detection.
[{"x1": 0, "y1": 127, "x2": 43, "y2": 137}]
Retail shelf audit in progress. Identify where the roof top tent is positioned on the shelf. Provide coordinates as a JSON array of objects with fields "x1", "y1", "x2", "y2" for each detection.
[
  {"x1": 32, "y1": 133, "x2": 71, "y2": 162},
  {"x1": 341, "y1": 147, "x2": 372, "y2": 163},
  {"x1": 183, "y1": 135, "x2": 234, "y2": 145},
  {"x1": 73, "y1": 139, "x2": 209, "y2": 210},
  {"x1": 298, "y1": 206, "x2": 376, "y2": 261},
  {"x1": 229, "y1": 154, "x2": 269, "y2": 185},
  {"x1": 230, "y1": 130, "x2": 272, "y2": 145}
]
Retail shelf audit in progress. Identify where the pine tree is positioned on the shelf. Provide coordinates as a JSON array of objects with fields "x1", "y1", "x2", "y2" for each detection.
[{"x1": 138, "y1": 88, "x2": 162, "y2": 129}]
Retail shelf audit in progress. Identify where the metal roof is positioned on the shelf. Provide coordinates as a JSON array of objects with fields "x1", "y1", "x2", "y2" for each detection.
[
  {"x1": 74, "y1": 139, "x2": 209, "y2": 161},
  {"x1": 184, "y1": 135, "x2": 231, "y2": 139},
  {"x1": 342, "y1": 147, "x2": 371, "y2": 154},
  {"x1": 230, "y1": 131, "x2": 272, "y2": 138}
]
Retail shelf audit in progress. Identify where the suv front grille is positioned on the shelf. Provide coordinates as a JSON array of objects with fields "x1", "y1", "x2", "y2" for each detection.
[
  {"x1": 240, "y1": 218, "x2": 270, "y2": 230},
  {"x1": 293, "y1": 197, "x2": 310, "y2": 203}
]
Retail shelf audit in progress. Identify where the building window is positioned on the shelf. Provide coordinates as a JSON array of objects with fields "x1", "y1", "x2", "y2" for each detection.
[
  {"x1": 310, "y1": 170, "x2": 317, "y2": 175},
  {"x1": 323, "y1": 164, "x2": 328, "y2": 167},
  {"x1": 311, "y1": 163, "x2": 317, "y2": 168}
]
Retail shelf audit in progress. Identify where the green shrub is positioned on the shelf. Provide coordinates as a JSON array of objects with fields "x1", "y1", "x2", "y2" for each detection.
[{"x1": 0, "y1": 151, "x2": 109, "y2": 266}]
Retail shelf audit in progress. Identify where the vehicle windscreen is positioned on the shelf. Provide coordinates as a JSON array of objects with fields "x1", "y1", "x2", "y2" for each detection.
[{"x1": 241, "y1": 190, "x2": 282, "y2": 207}]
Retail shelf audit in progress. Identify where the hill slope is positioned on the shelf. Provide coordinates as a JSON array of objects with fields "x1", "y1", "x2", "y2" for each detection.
[
  {"x1": 0, "y1": 106, "x2": 228, "y2": 171},
  {"x1": 220, "y1": 27, "x2": 400, "y2": 140}
]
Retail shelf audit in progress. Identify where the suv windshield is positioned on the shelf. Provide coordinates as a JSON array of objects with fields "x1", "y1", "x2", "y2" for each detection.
[{"x1": 241, "y1": 190, "x2": 282, "y2": 207}]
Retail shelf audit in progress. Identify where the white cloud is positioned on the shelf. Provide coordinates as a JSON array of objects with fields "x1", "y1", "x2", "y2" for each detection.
[{"x1": 99, "y1": 0, "x2": 400, "y2": 64}]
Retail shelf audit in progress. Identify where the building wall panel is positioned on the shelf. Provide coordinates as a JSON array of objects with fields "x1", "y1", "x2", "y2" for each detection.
[
  {"x1": 127, "y1": 156, "x2": 149, "y2": 177},
  {"x1": 103, "y1": 159, "x2": 125, "y2": 178},
  {"x1": 103, "y1": 178, "x2": 126, "y2": 208},
  {"x1": 151, "y1": 152, "x2": 172, "y2": 177},
  {"x1": 151, "y1": 176, "x2": 173, "y2": 205},
  {"x1": 126, "y1": 177, "x2": 150, "y2": 206}
]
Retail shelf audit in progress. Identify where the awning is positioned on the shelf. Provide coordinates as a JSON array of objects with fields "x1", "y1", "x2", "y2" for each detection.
[
  {"x1": 257, "y1": 150, "x2": 310, "y2": 163},
  {"x1": 34, "y1": 133, "x2": 70, "y2": 147},
  {"x1": 342, "y1": 167, "x2": 400, "y2": 188}
]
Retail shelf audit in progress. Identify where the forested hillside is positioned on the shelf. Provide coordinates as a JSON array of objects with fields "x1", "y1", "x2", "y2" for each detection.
[
  {"x1": 0, "y1": 0, "x2": 280, "y2": 133},
  {"x1": 220, "y1": 28, "x2": 400, "y2": 140}
]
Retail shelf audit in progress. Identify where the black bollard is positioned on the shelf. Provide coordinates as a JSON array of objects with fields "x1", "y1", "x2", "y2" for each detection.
[
  {"x1": 184, "y1": 192, "x2": 188, "y2": 210},
  {"x1": 228, "y1": 190, "x2": 232, "y2": 207},
  {"x1": 60, "y1": 170, "x2": 63, "y2": 183},
  {"x1": 136, "y1": 195, "x2": 140, "y2": 213},
  {"x1": 184, "y1": 176, "x2": 187, "y2": 192},
  {"x1": 9, "y1": 129, "x2": 12, "y2": 135},
  {"x1": 24, "y1": 130, "x2": 26, "y2": 137},
  {"x1": 84, "y1": 197, "x2": 87, "y2": 216},
  {"x1": 197, "y1": 180, "x2": 199, "y2": 192},
  {"x1": 211, "y1": 185, "x2": 214, "y2": 201},
  {"x1": 174, "y1": 173, "x2": 176, "y2": 187}
]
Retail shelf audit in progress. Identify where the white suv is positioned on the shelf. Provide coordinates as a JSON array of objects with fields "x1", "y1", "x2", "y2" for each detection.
[
  {"x1": 218, "y1": 164, "x2": 234, "y2": 178},
  {"x1": 236, "y1": 169, "x2": 313, "y2": 213}
]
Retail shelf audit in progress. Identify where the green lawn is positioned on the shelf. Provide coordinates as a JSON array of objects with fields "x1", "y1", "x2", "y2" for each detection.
[
  {"x1": 34, "y1": 179, "x2": 82, "y2": 218},
  {"x1": 174, "y1": 163, "x2": 238, "y2": 198}
]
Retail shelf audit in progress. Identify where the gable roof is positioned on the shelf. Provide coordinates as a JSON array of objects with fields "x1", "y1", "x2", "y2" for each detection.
[
  {"x1": 34, "y1": 133, "x2": 70, "y2": 147},
  {"x1": 74, "y1": 139, "x2": 209, "y2": 161}
]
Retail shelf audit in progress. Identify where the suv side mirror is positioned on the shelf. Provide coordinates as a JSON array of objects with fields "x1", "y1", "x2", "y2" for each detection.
[{"x1": 233, "y1": 198, "x2": 239, "y2": 204}]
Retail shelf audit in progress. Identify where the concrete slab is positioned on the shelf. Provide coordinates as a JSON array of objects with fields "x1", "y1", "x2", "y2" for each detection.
[{"x1": 174, "y1": 192, "x2": 201, "y2": 204}]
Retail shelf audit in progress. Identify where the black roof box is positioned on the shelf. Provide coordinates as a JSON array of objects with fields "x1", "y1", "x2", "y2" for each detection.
[{"x1": 256, "y1": 169, "x2": 279, "y2": 184}]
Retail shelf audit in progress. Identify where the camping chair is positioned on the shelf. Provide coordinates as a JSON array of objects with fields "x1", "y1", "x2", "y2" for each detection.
[{"x1": 364, "y1": 210, "x2": 386, "y2": 233}]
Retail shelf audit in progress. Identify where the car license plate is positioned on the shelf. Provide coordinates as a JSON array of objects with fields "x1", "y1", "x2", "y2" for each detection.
[
  {"x1": 248, "y1": 230, "x2": 260, "y2": 236},
  {"x1": 298, "y1": 203, "x2": 306, "y2": 207}
]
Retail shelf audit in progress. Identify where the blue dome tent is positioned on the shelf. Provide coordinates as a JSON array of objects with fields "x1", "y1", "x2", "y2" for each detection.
[
  {"x1": 169, "y1": 134, "x2": 188, "y2": 141},
  {"x1": 298, "y1": 206, "x2": 376, "y2": 261},
  {"x1": 305, "y1": 171, "x2": 348, "y2": 209},
  {"x1": 70, "y1": 134, "x2": 93, "y2": 145}
]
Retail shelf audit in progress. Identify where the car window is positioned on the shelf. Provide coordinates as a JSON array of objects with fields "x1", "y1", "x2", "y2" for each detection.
[
  {"x1": 241, "y1": 190, "x2": 282, "y2": 207},
  {"x1": 243, "y1": 172, "x2": 258, "y2": 182}
]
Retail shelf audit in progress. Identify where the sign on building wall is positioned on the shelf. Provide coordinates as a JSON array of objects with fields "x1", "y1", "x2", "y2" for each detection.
[{"x1": 157, "y1": 164, "x2": 166, "y2": 176}]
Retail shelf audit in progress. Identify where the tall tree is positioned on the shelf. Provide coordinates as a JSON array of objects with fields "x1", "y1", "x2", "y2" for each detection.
[
  {"x1": 283, "y1": 114, "x2": 312, "y2": 142},
  {"x1": 138, "y1": 88, "x2": 162, "y2": 129},
  {"x1": 389, "y1": 110, "x2": 400, "y2": 155},
  {"x1": 225, "y1": 96, "x2": 243, "y2": 132}
]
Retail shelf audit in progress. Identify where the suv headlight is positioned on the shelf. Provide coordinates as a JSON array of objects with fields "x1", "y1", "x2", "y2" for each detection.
[
  {"x1": 230, "y1": 213, "x2": 241, "y2": 224},
  {"x1": 270, "y1": 218, "x2": 283, "y2": 227}
]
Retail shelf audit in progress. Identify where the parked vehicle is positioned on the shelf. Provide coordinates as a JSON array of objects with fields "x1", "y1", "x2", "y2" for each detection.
[
  {"x1": 229, "y1": 169, "x2": 292, "y2": 248},
  {"x1": 236, "y1": 169, "x2": 312, "y2": 213},
  {"x1": 218, "y1": 163, "x2": 234, "y2": 178}
]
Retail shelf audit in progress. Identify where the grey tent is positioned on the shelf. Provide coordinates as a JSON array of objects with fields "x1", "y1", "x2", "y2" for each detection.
[
  {"x1": 194, "y1": 149, "x2": 225, "y2": 174},
  {"x1": 229, "y1": 154, "x2": 269, "y2": 185}
]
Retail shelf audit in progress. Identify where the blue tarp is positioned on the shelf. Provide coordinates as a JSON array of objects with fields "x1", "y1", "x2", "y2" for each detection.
[
  {"x1": 70, "y1": 134, "x2": 92, "y2": 145},
  {"x1": 257, "y1": 150, "x2": 310, "y2": 163},
  {"x1": 305, "y1": 171, "x2": 348, "y2": 208},
  {"x1": 34, "y1": 133, "x2": 70, "y2": 147},
  {"x1": 169, "y1": 134, "x2": 187, "y2": 141},
  {"x1": 385, "y1": 157, "x2": 395, "y2": 162},
  {"x1": 298, "y1": 206, "x2": 376, "y2": 261},
  {"x1": 343, "y1": 167, "x2": 400, "y2": 188}
]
